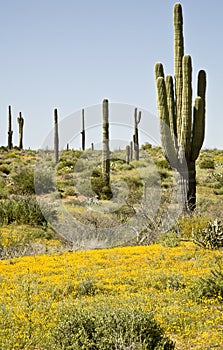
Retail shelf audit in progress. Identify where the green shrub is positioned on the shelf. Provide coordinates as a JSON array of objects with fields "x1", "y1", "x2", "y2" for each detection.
[
  {"x1": 34, "y1": 169, "x2": 56, "y2": 194},
  {"x1": 155, "y1": 159, "x2": 172, "y2": 170},
  {"x1": 178, "y1": 215, "x2": 210, "y2": 240},
  {"x1": 199, "y1": 158, "x2": 215, "y2": 169},
  {"x1": 76, "y1": 278, "x2": 97, "y2": 296},
  {"x1": 141, "y1": 142, "x2": 152, "y2": 150},
  {"x1": 91, "y1": 168, "x2": 112, "y2": 200},
  {"x1": 0, "y1": 197, "x2": 56, "y2": 226},
  {"x1": 190, "y1": 267, "x2": 223, "y2": 302},
  {"x1": 0, "y1": 177, "x2": 9, "y2": 199},
  {"x1": 157, "y1": 232, "x2": 180, "y2": 247},
  {"x1": 50, "y1": 303, "x2": 175, "y2": 349},
  {"x1": 0, "y1": 164, "x2": 10, "y2": 174},
  {"x1": 12, "y1": 167, "x2": 35, "y2": 195}
]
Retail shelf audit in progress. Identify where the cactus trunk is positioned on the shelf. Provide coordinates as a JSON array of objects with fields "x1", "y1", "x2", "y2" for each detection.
[
  {"x1": 8, "y1": 105, "x2": 13, "y2": 149},
  {"x1": 102, "y1": 99, "x2": 110, "y2": 187},
  {"x1": 133, "y1": 108, "x2": 141, "y2": 161},
  {"x1": 54, "y1": 108, "x2": 59, "y2": 164},
  {"x1": 130, "y1": 141, "x2": 133, "y2": 161},
  {"x1": 81, "y1": 109, "x2": 85, "y2": 151},
  {"x1": 17, "y1": 112, "x2": 24, "y2": 150},
  {"x1": 126, "y1": 145, "x2": 130, "y2": 164},
  {"x1": 155, "y1": 3, "x2": 206, "y2": 212}
]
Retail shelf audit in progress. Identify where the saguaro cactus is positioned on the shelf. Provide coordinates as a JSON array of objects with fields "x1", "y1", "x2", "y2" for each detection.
[
  {"x1": 130, "y1": 141, "x2": 133, "y2": 161},
  {"x1": 155, "y1": 3, "x2": 206, "y2": 212},
  {"x1": 102, "y1": 99, "x2": 110, "y2": 189},
  {"x1": 81, "y1": 109, "x2": 85, "y2": 151},
  {"x1": 133, "y1": 108, "x2": 141, "y2": 160},
  {"x1": 17, "y1": 112, "x2": 24, "y2": 150},
  {"x1": 54, "y1": 108, "x2": 59, "y2": 163},
  {"x1": 126, "y1": 145, "x2": 130, "y2": 164},
  {"x1": 8, "y1": 105, "x2": 13, "y2": 149}
]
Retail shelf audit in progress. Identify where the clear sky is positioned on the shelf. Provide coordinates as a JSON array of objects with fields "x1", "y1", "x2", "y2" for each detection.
[{"x1": 0, "y1": 0, "x2": 222, "y2": 150}]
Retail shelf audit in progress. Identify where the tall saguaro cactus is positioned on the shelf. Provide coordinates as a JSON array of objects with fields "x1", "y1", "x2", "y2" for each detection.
[
  {"x1": 81, "y1": 109, "x2": 85, "y2": 151},
  {"x1": 17, "y1": 112, "x2": 24, "y2": 150},
  {"x1": 54, "y1": 108, "x2": 59, "y2": 164},
  {"x1": 133, "y1": 108, "x2": 141, "y2": 160},
  {"x1": 102, "y1": 99, "x2": 110, "y2": 189},
  {"x1": 155, "y1": 3, "x2": 206, "y2": 212},
  {"x1": 8, "y1": 105, "x2": 13, "y2": 149}
]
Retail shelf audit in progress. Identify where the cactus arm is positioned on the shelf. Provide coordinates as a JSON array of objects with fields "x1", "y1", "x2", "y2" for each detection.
[
  {"x1": 156, "y1": 77, "x2": 178, "y2": 167},
  {"x1": 190, "y1": 97, "x2": 205, "y2": 161},
  {"x1": 155, "y1": 62, "x2": 164, "y2": 80},
  {"x1": 165, "y1": 75, "x2": 177, "y2": 148},
  {"x1": 180, "y1": 55, "x2": 192, "y2": 160}
]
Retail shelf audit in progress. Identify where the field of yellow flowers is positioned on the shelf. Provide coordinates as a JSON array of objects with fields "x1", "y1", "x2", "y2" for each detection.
[{"x1": 0, "y1": 241, "x2": 223, "y2": 349}]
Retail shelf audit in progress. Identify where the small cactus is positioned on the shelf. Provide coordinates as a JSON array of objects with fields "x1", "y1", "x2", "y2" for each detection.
[
  {"x1": 133, "y1": 108, "x2": 141, "y2": 161},
  {"x1": 8, "y1": 105, "x2": 13, "y2": 149},
  {"x1": 17, "y1": 112, "x2": 24, "y2": 150},
  {"x1": 126, "y1": 145, "x2": 130, "y2": 164},
  {"x1": 54, "y1": 108, "x2": 59, "y2": 163}
]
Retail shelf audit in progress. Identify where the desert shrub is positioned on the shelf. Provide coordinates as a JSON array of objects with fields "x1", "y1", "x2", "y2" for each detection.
[
  {"x1": 208, "y1": 172, "x2": 223, "y2": 188},
  {"x1": 57, "y1": 159, "x2": 76, "y2": 172},
  {"x1": 76, "y1": 278, "x2": 97, "y2": 296},
  {"x1": 0, "y1": 164, "x2": 10, "y2": 174},
  {"x1": 199, "y1": 158, "x2": 215, "y2": 169},
  {"x1": 0, "y1": 226, "x2": 58, "y2": 259},
  {"x1": 214, "y1": 188, "x2": 223, "y2": 195},
  {"x1": 12, "y1": 166, "x2": 55, "y2": 195},
  {"x1": 50, "y1": 303, "x2": 175, "y2": 349},
  {"x1": 157, "y1": 232, "x2": 180, "y2": 247},
  {"x1": 192, "y1": 219, "x2": 223, "y2": 249},
  {"x1": 0, "y1": 197, "x2": 56, "y2": 226},
  {"x1": 114, "y1": 204, "x2": 135, "y2": 223},
  {"x1": 34, "y1": 169, "x2": 56, "y2": 194},
  {"x1": 178, "y1": 214, "x2": 210, "y2": 240},
  {"x1": 190, "y1": 267, "x2": 223, "y2": 302},
  {"x1": 0, "y1": 177, "x2": 9, "y2": 199},
  {"x1": 12, "y1": 167, "x2": 35, "y2": 195},
  {"x1": 155, "y1": 159, "x2": 172, "y2": 170},
  {"x1": 91, "y1": 168, "x2": 112, "y2": 200},
  {"x1": 141, "y1": 142, "x2": 152, "y2": 150}
]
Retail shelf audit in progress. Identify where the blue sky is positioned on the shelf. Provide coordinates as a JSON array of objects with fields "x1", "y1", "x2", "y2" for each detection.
[{"x1": 0, "y1": 0, "x2": 222, "y2": 150}]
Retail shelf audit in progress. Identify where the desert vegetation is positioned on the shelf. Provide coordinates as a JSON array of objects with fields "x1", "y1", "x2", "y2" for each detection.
[{"x1": 0, "y1": 2, "x2": 222, "y2": 349}]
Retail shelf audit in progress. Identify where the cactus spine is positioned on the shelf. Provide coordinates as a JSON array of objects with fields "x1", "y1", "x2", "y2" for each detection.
[
  {"x1": 133, "y1": 108, "x2": 141, "y2": 160},
  {"x1": 102, "y1": 99, "x2": 110, "y2": 188},
  {"x1": 8, "y1": 105, "x2": 13, "y2": 149},
  {"x1": 81, "y1": 109, "x2": 85, "y2": 151},
  {"x1": 54, "y1": 108, "x2": 59, "y2": 164},
  {"x1": 17, "y1": 112, "x2": 24, "y2": 150},
  {"x1": 155, "y1": 3, "x2": 206, "y2": 212}
]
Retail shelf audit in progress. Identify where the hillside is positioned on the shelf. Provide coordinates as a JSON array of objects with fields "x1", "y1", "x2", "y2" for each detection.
[{"x1": 0, "y1": 146, "x2": 223, "y2": 349}]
